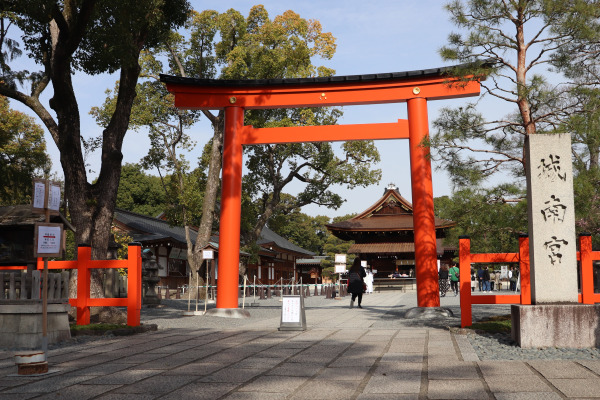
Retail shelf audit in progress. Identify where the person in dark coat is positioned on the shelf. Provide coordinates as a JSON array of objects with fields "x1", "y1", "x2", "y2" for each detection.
[
  {"x1": 347, "y1": 257, "x2": 367, "y2": 308},
  {"x1": 438, "y1": 264, "x2": 449, "y2": 297}
]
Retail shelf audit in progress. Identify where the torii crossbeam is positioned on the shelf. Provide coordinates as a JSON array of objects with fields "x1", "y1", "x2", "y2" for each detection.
[{"x1": 161, "y1": 64, "x2": 482, "y2": 311}]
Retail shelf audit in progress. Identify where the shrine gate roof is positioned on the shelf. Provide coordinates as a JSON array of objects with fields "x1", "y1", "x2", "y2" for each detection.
[
  {"x1": 159, "y1": 62, "x2": 487, "y2": 110},
  {"x1": 161, "y1": 64, "x2": 467, "y2": 88}
]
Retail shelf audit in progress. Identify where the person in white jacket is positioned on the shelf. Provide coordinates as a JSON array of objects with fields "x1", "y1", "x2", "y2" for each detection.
[{"x1": 365, "y1": 268, "x2": 374, "y2": 294}]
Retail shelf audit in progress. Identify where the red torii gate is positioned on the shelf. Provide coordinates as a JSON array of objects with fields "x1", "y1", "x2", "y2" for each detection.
[{"x1": 161, "y1": 65, "x2": 481, "y2": 311}]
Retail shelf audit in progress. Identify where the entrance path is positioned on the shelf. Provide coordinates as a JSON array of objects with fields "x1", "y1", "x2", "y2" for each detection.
[{"x1": 1, "y1": 291, "x2": 599, "y2": 399}]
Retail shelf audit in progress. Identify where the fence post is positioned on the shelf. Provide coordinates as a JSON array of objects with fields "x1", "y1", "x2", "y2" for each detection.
[
  {"x1": 126, "y1": 243, "x2": 142, "y2": 327},
  {"x1": 459, "y1": 236, "x2": 472, "y2": 328},
  {"x1": 519, "y1": 234, "x2": 531, "y2": 305},
  {"x1": 580, "y1": 234, "x2": 594, "y2": 304},
  {"x1": 76, "y1": 245, "x2": 92, "y2": 325}
]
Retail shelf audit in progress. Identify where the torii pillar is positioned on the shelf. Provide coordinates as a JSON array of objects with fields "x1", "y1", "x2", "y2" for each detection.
[{"x1": 161, "y1": 65, "x2": 482, "y2": 314}]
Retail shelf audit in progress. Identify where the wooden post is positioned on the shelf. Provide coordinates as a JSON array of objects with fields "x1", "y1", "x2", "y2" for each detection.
[
  {"x1": 459, "y1": 236, "x2": 472, "y2": 328},
  {"x1": 217, "y1": 106, "x2": 244, "y2": 309},
  {"x1": 580, "y1": 234, "x2": 594, "y2": 305},
  {"x1": 127, "y1": 243, "x2": 142, "y2": 326},
  {"x1": 76, "y1": 245, "x2": 92, "y2": 325},
  {"x1": 407, "y1": 97, "x2": 439, "y2": 308},
  {"x1": 519, "y1": 235, "x2": 531, "y2": 305}
]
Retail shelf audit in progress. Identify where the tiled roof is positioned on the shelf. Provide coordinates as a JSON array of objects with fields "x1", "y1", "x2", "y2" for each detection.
[
  {"x1": 348, "y1": 239, "x2": 451, "y2": 256},
  {"x1": 327, "y1": 188, "x2": 455, "y2": 232},
  {"x1": 0, "y1": 205, "x2": 75, "y2": 231},
  {"x1": 328, "y1": 214, "x2": 455, "y2": 231},
  {"x1": 257, "y1": 226, "x2": 315, "y2": 256},
  {"x1": 114, "y1": 209, "x2": 311, "y2": 256},
  {"x1": 113, "y1": 208, "x2": 197, "y2": 246}
]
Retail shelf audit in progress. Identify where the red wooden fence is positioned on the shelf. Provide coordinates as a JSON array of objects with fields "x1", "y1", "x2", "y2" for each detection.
[
  {"x1": 0, "y1": 243, "x2": 142, "y2": 326},
  {"x1": 459, "y1": 234, "x2": 600, "y2": 327}
]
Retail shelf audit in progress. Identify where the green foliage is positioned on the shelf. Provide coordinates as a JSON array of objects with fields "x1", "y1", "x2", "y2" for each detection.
[
  {"x1": 268, "y1": 202, "x2": 330, "y2": 254},
  {"x1": 433, "y1": 0, "x2": 594, "y2": 189},
  {"x1": 116, "y1": 163, "x2": 167, "y2": 217},
  {"x1": 467, "y1": 315, "x2": 512, "y2": 333},
  {"x1": 1, "y1": 0, "x2": 191, "y2": 260},
  {"x1": 320, "y1": 213, "x2": 356, "y2": 269},
  {"x1": 434, "y1": 186, "x2": 527, "y2": 254},
  {"x1": 0, "y1": 96, "x2": 50, "y2": 205},
  {"x1": 3, "y1": 0, "x2": 190, "y2": 78},
  {"x1": 113, "y1": 230, "x2": 133, "y2": 261}
]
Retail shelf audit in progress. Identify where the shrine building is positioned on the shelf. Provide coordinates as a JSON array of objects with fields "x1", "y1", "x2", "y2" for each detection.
[{"x1": 326, "y1": 184, "x2": 456, "y2": 279}]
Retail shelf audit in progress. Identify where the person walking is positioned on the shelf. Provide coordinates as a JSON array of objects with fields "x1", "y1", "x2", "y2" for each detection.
[
  {"x1": 510, "y1": 267, "x2": 519, "y2": 291},
  {"x1": 494, "y1": 269, "x2": 500, "y2": 291},
  {"x1": 477, "y1": 266, "x2": 484, "y2": 291},
  {"x1": 449, "y1": 262, "x2": 460, "y2": 296},
  {"x1": 438, "y1": 264, "x2": 449, "y2": 297},
  {"x1": 482, "y1": 265, "x2": 491, "y2": 292},
  {"x1": 348, "y1": 258, "x2": 367, "y2": 308},
  {"x1": 364, "y1": 267, "x2": 374, "y2": 294}
]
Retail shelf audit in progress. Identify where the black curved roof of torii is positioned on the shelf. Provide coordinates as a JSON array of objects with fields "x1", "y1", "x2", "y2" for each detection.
[{"x1": 159, "y1": 61, "x2": 490, "y2": 88}]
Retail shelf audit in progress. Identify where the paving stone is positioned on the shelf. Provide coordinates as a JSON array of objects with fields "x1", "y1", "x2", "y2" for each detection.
[
  {"x1": 237, "y1": 375, "x2": 309, "y2": 393},
  {"x1": 234, "y1": 357, "x2": 282, "y2": 369},
  {"x1": 67, "y1": 362, "x2": 132, "y2": 376},
  {"x1": 33, "y1": 384, "x2": 122, "y2": 400},
  {"x1": 528, "y1": 361, "x2": 598, "y2": 379},
  {"x1": 427, "y1": 379, "x2": 488, "y2": 399},
  {"x1": 0, "y1": 394, "x2": 40, "y2": 399},
  {"x1": 427, "y1": 361, "x2": 479, "y2": 380},
  {"x1": 162, "y1": 362, "x2": 222, "y2": 376},
  {"x1": 484, "y1": 374, "x2": 553, "y2": 393},
  {"x1": 288, "y1": 379, "x2": 360, "y2": 399},
  {"x1": 113, "y1": 374, "x2": 199, "y2": 394},
  {"x1": 375, "y1": 361, "x2": 422, "y2": 376},
  {"x1": 577, "y1": 360, "x2": 600, "y2": 376},
  {"x1": 357, "y1": 394, "x2": 418, "y2": 400},
  {"x1": 83, "y1": 369, "x2": 161, "y2": 385},
  {"x1": 221, "y1": 392, "x2": 288, "y2": 400},
  {"x1": 549, "y1": 378, "x2": 600, "y2": 398},
  {"x1": 95, "y1": 394, "x2": 156, "y2": 400},
  {"x1": 379, "y1": 352, "x2": 423, "y2": 363},
  {"x1": 198, "y1": 367, "x2": 264, "y2": 383},
  {"x1": 266, "y1": 362, "x2": 322, "y2": 377},
  {"x1": 159, "y1": 382, "x2": 238, "y2": 400},
  {"x1": 363, "y1": 375, "x2": 421, "y2": 394},
  {"x1": 478, "y1": 361, "x2": 534, "y2": 377},
  {"x1": 493, "y1": 393, "x2": 563, "y2": 400},
  {"x1": 1, "y1": 374, "x2": 94, "y2": 394},
  {"x1": 313, "y1": 366, "x2": 370, "y2": 381}
]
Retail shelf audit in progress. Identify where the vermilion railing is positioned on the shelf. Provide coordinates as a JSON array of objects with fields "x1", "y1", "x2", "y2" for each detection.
[
  {"x1": 0, "y1": 243, "x2": 142, "y2": 326},
  {"x1": 459, "y1": 234, "x2": 600, "y2": 328}
]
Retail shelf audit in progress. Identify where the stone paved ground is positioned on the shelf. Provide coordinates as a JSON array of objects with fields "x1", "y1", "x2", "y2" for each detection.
[{"x1": 1, "y1": 290, "x2": 600, "y2": 399}]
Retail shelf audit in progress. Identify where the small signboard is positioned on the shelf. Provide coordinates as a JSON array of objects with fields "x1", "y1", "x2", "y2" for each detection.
[
  {"x1": 32, "y1": 179, "x2": 47, "y2": 212},
  {"x1": 47, "y1": 182, "x2": 61, "y2": 212},
  {"x1": 334, "y1": 264, "x2": 347, "y2": 273},
  {"x1": 334, "y1": 254, "x2": 346, "y2": 264},
  {"x1": 279, "y1": 295, "x2": 307, "y2": 331},
  {"x1": 31, "y1": 179, "x2": 61, "y2": 215},
  {"x1": 202, "y1": 249, "x2": 214, "y2": 260},
  {"x1": 34, "y1": 223, "x2": 64, "y2": 257}
]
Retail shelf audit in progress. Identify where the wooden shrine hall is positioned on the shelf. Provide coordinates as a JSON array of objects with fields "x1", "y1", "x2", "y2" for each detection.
[{"x1": 326, "y1": 184, "x2": 457, "y2": 279}]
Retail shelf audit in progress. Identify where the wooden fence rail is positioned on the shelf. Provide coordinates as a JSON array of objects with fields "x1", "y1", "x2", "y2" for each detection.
[
  {"x1": 0, "y1": 243, "x2": 142, "y2": 326},
  {"x1": 459, "y1": 234, "x2": 600, "y2": 328}
]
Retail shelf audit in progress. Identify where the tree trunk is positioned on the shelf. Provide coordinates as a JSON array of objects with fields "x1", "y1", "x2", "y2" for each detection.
[{"x1": 192, "y1": 113, "x2": 224, "y2": 266}]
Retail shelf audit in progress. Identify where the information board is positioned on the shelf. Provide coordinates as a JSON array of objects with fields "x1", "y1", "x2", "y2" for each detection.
[
  {"x1": 34, "y1": 223, "x2": 64, "y2": 257},
  {"x1": 279, "y1": 295, "x2": 306, "y2": 331}
]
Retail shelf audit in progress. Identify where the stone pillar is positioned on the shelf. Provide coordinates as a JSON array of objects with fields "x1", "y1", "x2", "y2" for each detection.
[{"x1": 525, "y1": 133, "x2": 577, "y2": 304}]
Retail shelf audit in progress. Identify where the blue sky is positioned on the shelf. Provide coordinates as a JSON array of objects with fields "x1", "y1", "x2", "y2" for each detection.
[{"x1": 12, "y1": 1, "x2": 495, "y2": 218}]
